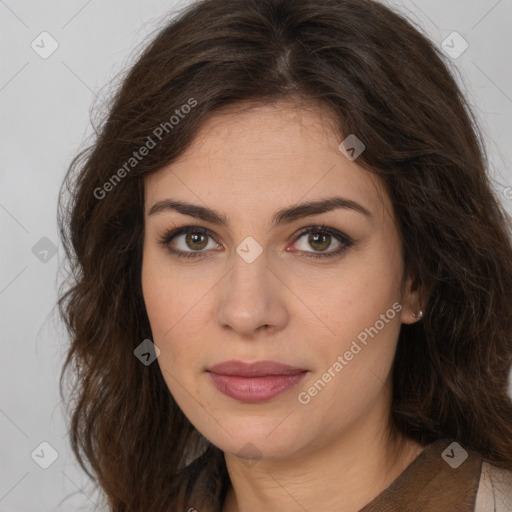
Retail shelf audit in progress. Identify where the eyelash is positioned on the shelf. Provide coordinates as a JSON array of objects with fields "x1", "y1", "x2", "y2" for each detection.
[{"x1": 157, "y1": 224, "x2": 354, "y2": 260}]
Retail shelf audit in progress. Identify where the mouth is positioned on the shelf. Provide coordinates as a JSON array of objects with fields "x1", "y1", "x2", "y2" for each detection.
[{"x1": 206, "y1": 360, "x2": 308, "y2": 403}]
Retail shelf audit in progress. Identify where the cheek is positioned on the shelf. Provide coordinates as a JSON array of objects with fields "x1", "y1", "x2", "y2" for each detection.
[
  {"x1": 305, "y1": 238, "x2": 403, "y2": 391},
  {"x1": 316, "y1": 254, "x2": 401, "y2": 343},
  {"x1": 141, "y1": 248, "x2": 211, "y2": 385},
  {"x1": 141, "y1": 250, "x2": 184, "y2": 369},
  {"x1": 141, "y1": 245, "x2": 193, "y2": 340},
  {"x1": 141, "y1": 261, "x2": 171, "y2": 340},
  {"x1": 298, "y1": 284, "x2": 402, "y2": 435}
]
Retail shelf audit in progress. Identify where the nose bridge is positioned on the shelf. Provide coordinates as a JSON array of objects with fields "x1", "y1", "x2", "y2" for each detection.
[{"x1": 216, "y1": 248, "x2": 288, "y2": 336}]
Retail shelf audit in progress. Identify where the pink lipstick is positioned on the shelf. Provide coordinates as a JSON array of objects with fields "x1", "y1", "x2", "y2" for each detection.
[{"x1": 207, "y1": 360, "x2": 307, "y2": 403}]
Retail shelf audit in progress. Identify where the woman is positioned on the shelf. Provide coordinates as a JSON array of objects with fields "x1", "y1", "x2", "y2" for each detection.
[{"x1": 57, "y1": 0, "x2": 512, "y2": 510}]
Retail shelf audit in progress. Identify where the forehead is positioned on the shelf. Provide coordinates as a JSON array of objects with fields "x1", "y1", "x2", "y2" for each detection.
[{"x1": 144, "y1": 102, "x2": 391, "y2": 223}]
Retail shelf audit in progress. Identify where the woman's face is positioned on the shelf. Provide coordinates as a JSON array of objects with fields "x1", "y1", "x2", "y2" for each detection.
[{"x1": 141, "y1": 102, "x2": 420, "y2": 461}]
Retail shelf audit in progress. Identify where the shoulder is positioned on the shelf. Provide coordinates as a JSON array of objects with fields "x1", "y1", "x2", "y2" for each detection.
[{"x1": 474, "y1": 461, "x2": 512, "y2": 511}]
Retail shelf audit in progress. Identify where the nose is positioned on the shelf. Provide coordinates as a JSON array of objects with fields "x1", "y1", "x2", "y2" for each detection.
[{"x1": 215, "y1": 250, "x2": 289, "y2": 338}]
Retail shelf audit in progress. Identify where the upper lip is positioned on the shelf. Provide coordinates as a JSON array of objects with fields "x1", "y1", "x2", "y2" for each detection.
[{"x1": 207, "y1": 360, "x2": 307, "y2": 377}]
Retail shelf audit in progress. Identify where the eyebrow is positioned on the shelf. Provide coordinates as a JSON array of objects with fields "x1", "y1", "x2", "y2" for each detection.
[{"x1": 148, "y1": 196, "x2": 373, "y2": 228}]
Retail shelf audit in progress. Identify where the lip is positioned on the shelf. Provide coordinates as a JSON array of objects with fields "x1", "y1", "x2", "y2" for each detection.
[
  {"x1": 208, "y1": 360, "x2": 306, "y2": 376},
  {"x1": 207, "y1": 360, "x2": 308, "y2": 403}
]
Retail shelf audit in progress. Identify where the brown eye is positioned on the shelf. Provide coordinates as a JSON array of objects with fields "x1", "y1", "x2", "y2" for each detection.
[
  {"x1": 184, "y1": 232, "x2": 209, "y2": 251},
  {"x1": 158, "y1": 226, "x2": 219, "y2": 259},
  {"x1": 158, "y1": 225, "x2": 353, "y2": 261},
  {"x1": 291, "y1": 226, "x2": 354, "y2": 259},
  {"x1": 306, "y1": 232, "x2": 332, "y2": 252}
]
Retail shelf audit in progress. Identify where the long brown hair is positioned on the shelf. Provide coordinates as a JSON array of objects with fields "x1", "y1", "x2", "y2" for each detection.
[{"x1": 57, "y1": 0, "x2": 512, "y2": 510}]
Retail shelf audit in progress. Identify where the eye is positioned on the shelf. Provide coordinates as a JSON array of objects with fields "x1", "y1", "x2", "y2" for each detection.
[
  {"x1": 157, "y1": 226, "x2": 220, "y2": 259},
  {"x1": 157, "y1": 224, "x2": 354, "y2": 260},
  {"x1": 290, "y1": 225, "x2": 353, "y2": 259}
]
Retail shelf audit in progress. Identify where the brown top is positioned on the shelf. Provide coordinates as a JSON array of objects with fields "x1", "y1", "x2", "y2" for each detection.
[
  {"x1": 180, "y1": 438, "x2": 497, "y2": 511},
  {"x1": 359, "y1": 438, "x2": 482, "y2": 511}
]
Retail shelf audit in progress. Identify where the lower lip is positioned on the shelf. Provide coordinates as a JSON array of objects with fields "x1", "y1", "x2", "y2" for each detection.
[{"x1": 207, "y1": 371, "x2": 308, "y2": 403}]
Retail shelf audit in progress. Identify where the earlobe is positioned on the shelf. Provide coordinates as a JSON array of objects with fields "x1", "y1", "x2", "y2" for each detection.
[
  {"x1": 401, "y1": 307, "x2": 424, "y2": 325},
  {"x1": 400, "y1": 272, "x2": 429, "y2": 325},
  {"x1": 411, "y1": 309, "x2": 424, "y2": 321}
]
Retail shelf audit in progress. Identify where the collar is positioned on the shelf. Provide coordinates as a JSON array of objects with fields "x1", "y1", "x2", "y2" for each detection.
[{"x1": 360, "y1": 438, "x2": 482, "y2": 511}]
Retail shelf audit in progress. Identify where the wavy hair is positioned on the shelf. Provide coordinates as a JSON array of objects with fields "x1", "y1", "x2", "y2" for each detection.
[{"x1": 57, "y1": 0, "x2": 512, "y2": 510}]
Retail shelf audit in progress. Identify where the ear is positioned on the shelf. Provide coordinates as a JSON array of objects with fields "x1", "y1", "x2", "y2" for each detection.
[{"x1": 400, "y1": 272, "x2": 431, "y2": 325}]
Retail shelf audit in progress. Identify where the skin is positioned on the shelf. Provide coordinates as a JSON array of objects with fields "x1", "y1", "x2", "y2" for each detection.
[{"x1": 141, "y1": 101, "x2": 428, "y2": 512}]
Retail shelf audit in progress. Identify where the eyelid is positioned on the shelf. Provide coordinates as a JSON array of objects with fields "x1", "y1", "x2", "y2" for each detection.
[
  {"x1": 157, "y1": 224, "x2": 354, "y2": 259},
  {"x1": 157, "y1": 226, "x2": 220, "y2": 255},
  {"x1": 293, "y1": 224, "x2": 353, "y2": 246},
  {"x1": 288, "y1": 224, "x2": 353, "y2": 259}
]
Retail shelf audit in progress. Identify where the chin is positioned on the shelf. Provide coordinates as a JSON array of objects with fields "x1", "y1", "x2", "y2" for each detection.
[{"x1": 204, "y1": 420, "x2": 308, "y2": 462}]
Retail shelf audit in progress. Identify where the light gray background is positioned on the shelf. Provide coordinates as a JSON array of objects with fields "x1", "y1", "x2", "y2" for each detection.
[{"x1": 1, "y1": 0, "x2": 511, "y2": 510}]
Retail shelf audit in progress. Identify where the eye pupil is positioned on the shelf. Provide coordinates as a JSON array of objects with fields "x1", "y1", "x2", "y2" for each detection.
[
  {"x1": 186, "y1": 232, "x2": 208, "y2": 250},
  {"x1": 309, "y1": 233, "x2": 330, "y2": 251}
]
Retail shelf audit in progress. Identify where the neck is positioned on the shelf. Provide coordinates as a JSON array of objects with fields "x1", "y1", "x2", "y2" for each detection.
[{"x1": 221, "y1": 407, "x2": 425, "y2": 512}]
